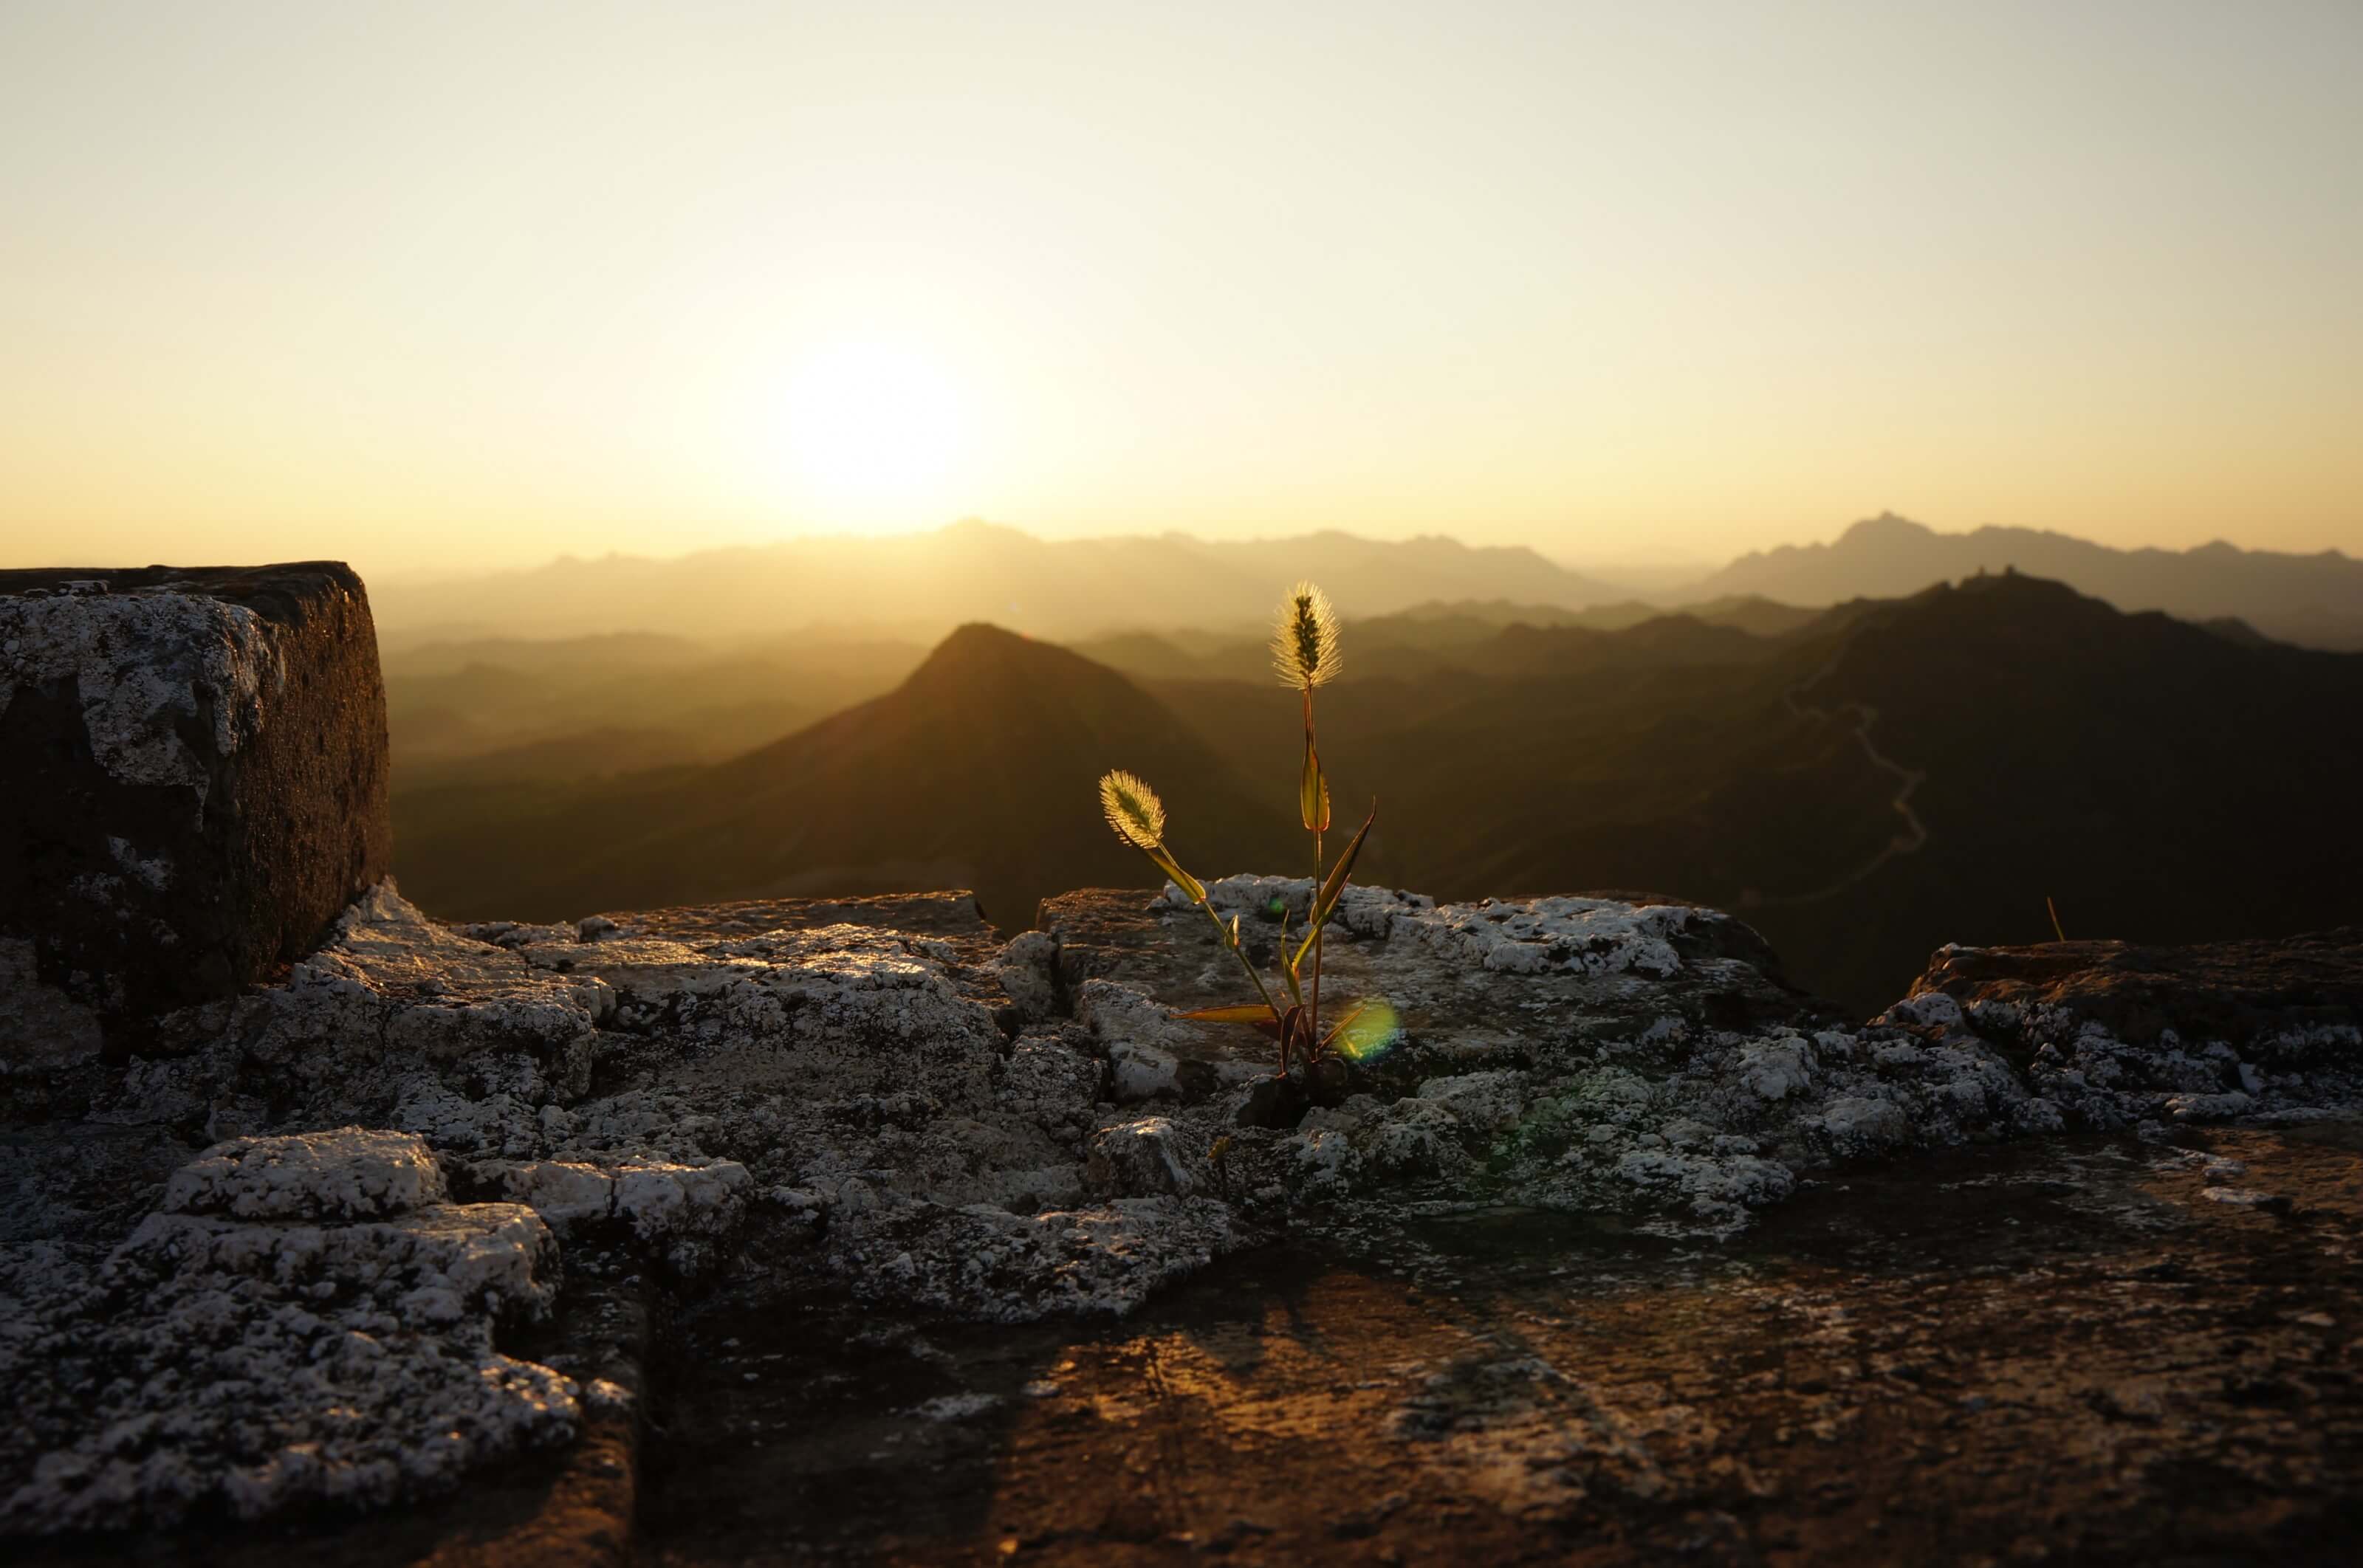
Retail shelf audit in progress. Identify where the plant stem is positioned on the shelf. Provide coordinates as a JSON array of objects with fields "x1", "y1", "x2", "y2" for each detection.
[
  {"x1": 1190, "y1": 895, "x2": 1286, "y2": 1029},
  {"x1": 1310, "y1": 826, "x2": 1324, "y2": 1058},
  {"x1": 1306, "y1": 688, "x2": 1325, "y2": 1063}
]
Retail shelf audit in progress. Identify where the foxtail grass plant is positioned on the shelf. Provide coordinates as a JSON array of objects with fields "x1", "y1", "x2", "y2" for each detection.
[{"x1": 1094, "y1": 581, "x2": 1382, "y2": 1079}]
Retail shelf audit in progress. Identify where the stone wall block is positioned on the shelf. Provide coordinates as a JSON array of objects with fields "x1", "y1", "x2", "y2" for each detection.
[{"x1": 0, "y1": 563, "x2": 391, "y2": 1047}]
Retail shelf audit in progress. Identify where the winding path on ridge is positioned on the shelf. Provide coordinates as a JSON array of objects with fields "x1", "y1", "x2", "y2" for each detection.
[{"x1": 1743, "y1": 642, "x2": 1930, "y2": 909}]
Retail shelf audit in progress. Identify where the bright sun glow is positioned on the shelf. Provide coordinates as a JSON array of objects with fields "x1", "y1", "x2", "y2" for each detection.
[{"x1": 778, "y1": 341, "x2": 969, "y2": 516}]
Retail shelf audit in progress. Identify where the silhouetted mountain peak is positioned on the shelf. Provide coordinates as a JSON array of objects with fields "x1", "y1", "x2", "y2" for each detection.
[
  {"x1": 921, "y1": 619, "x2": 1038, "y2": 661},
  {"x1": 904, "y1": 622, "x2": 1125, "y2": 700},
  {"x1": 1828, "y1": 572, "x2": 2120, "y2": 649},
  {"x1": 1842, "y1": 512, "x2": 1934, "y2": 545},
  {"x1": 1948, "y1": 568, "x2": 2095, "y2": 608},
  {"x1": 1690, "y1": 514, "x2": 2363, "y2": 650}
]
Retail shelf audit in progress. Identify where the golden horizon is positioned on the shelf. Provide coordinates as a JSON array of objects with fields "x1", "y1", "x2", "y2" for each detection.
[{"x1": 2, "y1": 2, "x2": 2357, "y2": 577}]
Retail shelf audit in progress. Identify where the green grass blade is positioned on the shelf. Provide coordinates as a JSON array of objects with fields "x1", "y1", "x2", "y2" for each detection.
[
  {"x1": 1293, "y1": 801, "x2": 1376, "y2": 969},
  {"x1": 1178, "y1": 1003, "x2": 1278, "y2": 1025},
  {"x1": 1275, "y1": 909, "x2": 1305, "y2": 1006},
  {"x1": 1145, "y1": 845, "x2": 1206, "y2": 904},
  {"x1": 1299, "y1": 737, "x2": 1329, "y2": 832}
]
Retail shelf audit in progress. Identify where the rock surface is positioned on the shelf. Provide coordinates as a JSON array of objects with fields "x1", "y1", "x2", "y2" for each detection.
[
  {"x1": 1, "y1": 870, "x2": 2359, "y2": 1552},
  {"x1": 0, "y1": 565, "x2": 389, "y2": 1040},
  {"x1": 650, "y1": 1120, "x2": 2363, "y2": 1566},
  {"x1": 1047, "y1": 879, "x2": 2071, "y2": 1229},
  {"x1": 0, "y1": 1129, "x2": 572, "y2": 1533},
  {"x1": 1910, "y1": 927, "x2": 2363, "y2": 1130}
]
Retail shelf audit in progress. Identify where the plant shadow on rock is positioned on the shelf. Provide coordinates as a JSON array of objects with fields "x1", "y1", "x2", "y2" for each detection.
[{"x1": 631, "y1": 1124, "x2": 2363, "y2": 1565}]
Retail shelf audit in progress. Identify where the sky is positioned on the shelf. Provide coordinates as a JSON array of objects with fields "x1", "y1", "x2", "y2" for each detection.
[{"x1": 2, "y1": 0, "x2": 2359, "y2": 579}]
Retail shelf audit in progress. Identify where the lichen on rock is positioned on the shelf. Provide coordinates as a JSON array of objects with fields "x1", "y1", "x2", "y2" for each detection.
[
  {"x1": 0, "y1": 588, "x2": 280, "y2": 804},
  {"x1": 162, "y1": 1127, "x2": 449, "y2": 1221},
  {"x1": 4, "y1": 870, "x2": 2359, "y2": 1537},
  {"x1": 0, "y1": 1130, "x2": 573, "y2": 1534},
  {"x1": 0, "y1": 567, "x2": 391, "y2": 1025}
]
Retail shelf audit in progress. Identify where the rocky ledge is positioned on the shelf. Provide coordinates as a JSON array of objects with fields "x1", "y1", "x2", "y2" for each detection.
[{"x1": 2, "y1": 876, "x2": 2359, "y2": 1544}]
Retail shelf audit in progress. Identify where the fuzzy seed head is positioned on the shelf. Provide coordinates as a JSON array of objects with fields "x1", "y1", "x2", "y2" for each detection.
[
  {"x1": 1098, "y1": 768, "x2": 1167, "y2": 849},
  {"x1": 1271, "y1": 580, "x2": 1342, "y2": 689}
]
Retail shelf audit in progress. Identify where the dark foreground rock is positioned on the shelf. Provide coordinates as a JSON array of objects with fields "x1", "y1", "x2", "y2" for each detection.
[
  {"x1": 1, "y1": 876, "x2": 2359, "y2": 1561},
  {"x1": 645, "y1": 1121, "x2": 2363, "y2": 1566},
  {"x1": 1913, "y1": 928, "x2": 2363, "y2": 1129},
  {"x1": 0, "y1": 565, "x2": 389, "y2": 1045}
]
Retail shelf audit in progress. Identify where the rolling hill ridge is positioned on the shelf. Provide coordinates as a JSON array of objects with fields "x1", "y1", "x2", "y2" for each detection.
[
  {"x1": 394, "y1": 624, "x2": 1295, "y2": 929},
  {"x1": 1689, "y1": 513, "x2": 2363, "y2": 648},
  {"x1": 392, "y1": 573, "x2": 2363, "y2": 1013}
]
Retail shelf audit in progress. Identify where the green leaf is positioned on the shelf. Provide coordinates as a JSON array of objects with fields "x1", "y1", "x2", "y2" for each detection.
[
  {"x1": 1177, "y1": 1003, "x2": 1277, "y2": 1024},
  {"x1": 1294, "y1": 800, "x2": 1377, "y2": 969},
  {"x1": 1145, "y1": 845, "x2": 1206, "y2": 904},
  {"x1": 1299, "y1": 737, "x2": 1330, "y2": 833}
]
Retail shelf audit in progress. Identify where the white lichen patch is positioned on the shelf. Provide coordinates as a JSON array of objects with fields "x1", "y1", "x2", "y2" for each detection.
[
  {"x1": 0, "y1": 1133, "x2": 575, "y2": 1533},
  {"x1": 704, "y1": 923, "x2": 959, "y2": 986},
  {"x1": 162, "y1": 1128, "x2": 447, "y2": 1222},
  {"x1": 16, "y1": 875, "x2": 2361, "y2": 1534},
  {"x1": 1390, "y1": 895, "x2": 1698, "y2": 978},
  {"x1": 995, "y1": 930, "x2": 1062, "y2": 1022},
  {"x1": 2003, "y1": 1003, "x2": 2363, "y2": 1130},
  {"x1": 1086, "y1": 1116, "x2": 1208, "y2": 1197},
  {"x1": 0, "y1": 590, "x2": 284, "y2": 810},
  {"x1": 296, "y1": 884, "x2": 614, "y2": 1066}
]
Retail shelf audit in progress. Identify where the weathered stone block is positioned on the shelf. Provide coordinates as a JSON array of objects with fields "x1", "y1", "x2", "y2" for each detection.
[{"x1": 0, "y1": 564, "x2": 389, "y2": 1048}]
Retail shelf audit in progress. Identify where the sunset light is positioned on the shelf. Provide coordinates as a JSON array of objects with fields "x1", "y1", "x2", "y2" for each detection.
[
  {"x1": 3, "y1": 5, "x2": 2362, "y2": 1560},
  {"x1": 775, "y1": 340, "x2": 970, "y2": 524},
  {"x1": 4, "y1": 4, "x2": 2356, "y2": 574}
]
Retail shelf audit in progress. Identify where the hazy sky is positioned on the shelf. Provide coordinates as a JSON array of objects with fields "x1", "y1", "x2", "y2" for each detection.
[{"x1": 3, "y1": 1, "x2": 2358, "y2": 577}]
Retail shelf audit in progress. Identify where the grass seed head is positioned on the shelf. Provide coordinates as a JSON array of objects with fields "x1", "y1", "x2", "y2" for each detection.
[
  {"x1": 1271, "y1": 580, "x2": 1342, "y2": 690},
  {"x1": 1099, "y1": 768, "x2": 1167, "y2": 850}
]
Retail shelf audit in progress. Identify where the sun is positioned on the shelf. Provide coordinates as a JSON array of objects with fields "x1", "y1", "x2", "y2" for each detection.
[{"x1": 778, "y1": 340, "x2": 969, "y2": 513}]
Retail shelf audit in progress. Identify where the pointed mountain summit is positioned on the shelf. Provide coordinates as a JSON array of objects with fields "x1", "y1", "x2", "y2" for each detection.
[{"x1": 396, "y1": 624, "x2": 1295, "y2": 929}]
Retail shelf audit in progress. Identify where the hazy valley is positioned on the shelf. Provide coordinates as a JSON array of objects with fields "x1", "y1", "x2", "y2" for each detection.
[
  {"x1": 386, "y1": 519, "x2": 2363, "y2": 1016},
  {"x1": 371, "y1": 512, "x2": 2363, "y2": 651}
]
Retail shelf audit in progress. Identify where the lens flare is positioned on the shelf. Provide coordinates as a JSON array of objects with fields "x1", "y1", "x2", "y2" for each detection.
[{"x1": 1334, "y1": 1000, "x2": 1402, "y2": 1062}]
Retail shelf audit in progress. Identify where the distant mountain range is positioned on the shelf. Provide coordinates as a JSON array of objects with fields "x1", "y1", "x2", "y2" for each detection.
[
  {"x1": 383, "y1": 630, "x2": 927, "y2": 786},
  {"x1": 379, "y1": 593, "x2": 1839, "y2": 787},
  {"x1": 369, "y1": 512, "x2": 2363, "y2": 653},
  {"x1": 1688, "y1": 512, "x2": 2363, "y2": 649},
  {"x1": 391, "y1": 574, "x2": 2363, "y2": 1014},
  {"x1": 369, "y1": 522, "x2": 1623, "y2": 647},
  {"x1": 1066, "y1": 595, "x2": 1826, "y2": 684},
  {"x1": 1140, "y1": 574, "x2": 2363, "y2": 1010}
]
